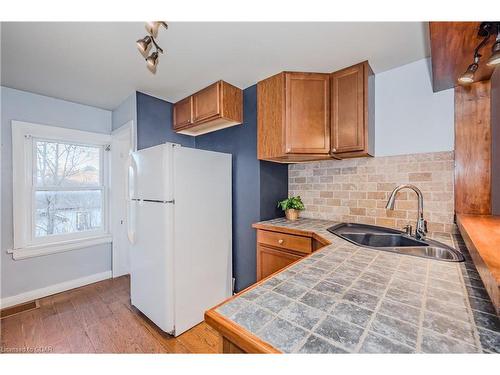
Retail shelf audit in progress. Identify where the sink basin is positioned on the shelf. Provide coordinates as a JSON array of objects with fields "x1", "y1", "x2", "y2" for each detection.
[
  {"x1": 341, "y1": 233, "x2": 427, "y2": 248},
  {"x1": 327, "y1": 223, "x2": 464, "y2": 262}
]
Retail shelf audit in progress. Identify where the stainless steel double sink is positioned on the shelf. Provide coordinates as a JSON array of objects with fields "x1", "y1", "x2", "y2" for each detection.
[{"x1": 327, "y1": 223, "x2": 464, "y2": 262}]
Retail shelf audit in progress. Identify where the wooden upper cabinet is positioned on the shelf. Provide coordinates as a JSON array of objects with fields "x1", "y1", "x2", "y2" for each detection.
[
  {"x1": 258, "y1": 72, "x2": 331, "y2": 162},
  {"x1": 173, "y1": 80, "x2": 243, "y2": 136},
  {"x1": 330, "y1": 61, "x2": 374, "y2": 158},
  {"x1": 285, "y1": 73, "x2": 330, "y2": 154},
  {"x1": 257, "y1": 63, "x2": 374, "y2": 163},
  {"x1": 173, "y1": 96, "x2": 193, "y2": 130},
  {"x1": 193, "y1": 82, "x2": 220, "y2": 122}
]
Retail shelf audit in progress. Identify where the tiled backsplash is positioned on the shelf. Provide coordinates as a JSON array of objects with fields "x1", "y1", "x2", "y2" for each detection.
[{"x1": 288, "y1": 151, "x2": 456, "y2": 233}]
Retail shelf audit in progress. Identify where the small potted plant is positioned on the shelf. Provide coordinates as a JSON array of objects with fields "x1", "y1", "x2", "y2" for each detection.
[{"x1": 277, "y1": 196, "x2": 305, "y2": 221}]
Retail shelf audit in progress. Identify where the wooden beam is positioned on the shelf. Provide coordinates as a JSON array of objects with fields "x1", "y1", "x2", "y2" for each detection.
[
  {"x1": 455, "y1": 80, "x2": 492, "y2": 215},
  {"x1": 491, "y1": 67, "x2": 500, "y2": 215}
]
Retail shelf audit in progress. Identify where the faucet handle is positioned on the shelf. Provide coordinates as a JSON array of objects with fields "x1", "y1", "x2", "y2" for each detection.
[
  {"x1": 423, "y1": 220, "x2": 428, "y2": 233},
  {"x1": 403, "y1": 224, "x2": 413, "y2": 236}
]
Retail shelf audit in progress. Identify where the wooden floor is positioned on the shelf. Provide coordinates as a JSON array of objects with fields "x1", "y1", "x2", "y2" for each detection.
[{"x1": 0, "y1": 276, "x2": 222, "y2": 353}]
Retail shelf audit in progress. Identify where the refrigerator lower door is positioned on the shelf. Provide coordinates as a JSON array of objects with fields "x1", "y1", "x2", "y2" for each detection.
[
  {"x1": 173, "y1": 147, "x2": 232, "y2": 336},
  {"x1": 130, "y1": 200, "x2": 175, "y2": 333}
]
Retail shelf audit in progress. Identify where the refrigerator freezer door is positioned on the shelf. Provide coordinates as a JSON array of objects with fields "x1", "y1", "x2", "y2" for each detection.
[
  {"x1": 173, "y1": 147, "x2": 232, "y2": 336},
  {"x1": 130, "y1": 200, "x2": 175, "y2": 333},
  {"x1": 130, "y1": 143, "x2": 174, "y2": 201}
]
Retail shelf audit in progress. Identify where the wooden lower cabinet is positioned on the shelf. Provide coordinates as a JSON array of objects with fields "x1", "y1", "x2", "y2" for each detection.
[
  {"x1": 257, "y1": 244, "x2": 303, "y2": 280},
  {"x1": 255, "y1": 228, "x2": 315, "y2": 280},
  {"x1": 222, "y1": 337, "x2": 246, "y2": 353}
]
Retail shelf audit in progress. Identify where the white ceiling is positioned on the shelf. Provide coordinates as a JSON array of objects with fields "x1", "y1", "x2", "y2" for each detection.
[{"x1": 1, "y1": 22, "x2": 430, "y2": 110}]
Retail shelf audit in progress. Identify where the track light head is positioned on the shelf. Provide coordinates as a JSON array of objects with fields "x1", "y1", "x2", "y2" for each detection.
[
  {"x1": 458, "y1": 62, "x2": 479, "y2": 85},
  {"x1": 136, "y1": 35, "x2": 152, "y2": 58},
  {"x1": 487, "y1": 32, "x2": 500, "y2": 67},
  {"x1": 146, "y1": 52, "x2": 159, "y2": 74},
  {"x1": 145, "y1": 21, "x2": 168, "y2": 38}
]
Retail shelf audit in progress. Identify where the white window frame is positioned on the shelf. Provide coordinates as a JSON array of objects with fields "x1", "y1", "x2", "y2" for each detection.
[{"x1": 9, "y1": 121, "x2": 112, "y2": 260}]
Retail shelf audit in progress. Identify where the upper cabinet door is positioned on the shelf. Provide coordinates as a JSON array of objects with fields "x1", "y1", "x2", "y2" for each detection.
[
  {"x1": 329, "y1": 61, "x2": 376, "y2": 158},
  {"x1": 330, "y1": 63, "x2": 365, "y2": 154},
  {"x1": 284, "y1": 73, "x2": 330, "y2": 154},
  {"x1": 173, "y1": 96, "x2": 193, "y2": 130},
  {"x1": 193, "y1": 81, "x2": 221, "y2": 123}
]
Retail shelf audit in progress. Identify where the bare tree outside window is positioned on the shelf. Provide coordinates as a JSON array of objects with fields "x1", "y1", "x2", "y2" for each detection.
[{"x1": 34, "y1": 140, "x2": 103, "y2": 237}]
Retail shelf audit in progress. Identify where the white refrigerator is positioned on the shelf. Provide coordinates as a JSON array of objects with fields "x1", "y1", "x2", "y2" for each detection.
[{"x1": 128, "y1": 142, "x2": 232, "y2": 336}]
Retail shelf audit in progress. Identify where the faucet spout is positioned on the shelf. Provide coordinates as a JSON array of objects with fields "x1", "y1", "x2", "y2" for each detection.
[{"x1": 385, "y1": 184, "x2": 427, "y2": 240}]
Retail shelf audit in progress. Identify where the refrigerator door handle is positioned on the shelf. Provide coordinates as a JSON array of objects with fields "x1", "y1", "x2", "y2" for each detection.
[
  {"x1": 127, "y1": 199, "x2": 136, "y2": 245},
  {"x1": 128, "y1": 154, "x2": 138, "y2": 200}
]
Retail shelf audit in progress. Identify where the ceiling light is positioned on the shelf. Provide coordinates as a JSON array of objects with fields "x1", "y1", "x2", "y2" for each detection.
[
  {"x1": 146, "y1": 52, "x2": 159, "y2": 74},
  {"x1": 487, "y1": 26, "x2": 500, "y2": 67},
  {"x1": 145, "y1": 21, "x2": 168, "y2": 38},
  {"x1": 136, "y1": 21, "x2": 168, "y2": 74},
  {"x1": 136, "y1": 36, "x2": 152, "y2": 58}
]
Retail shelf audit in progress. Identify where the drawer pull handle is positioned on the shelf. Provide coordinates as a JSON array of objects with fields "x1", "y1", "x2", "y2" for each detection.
[{"x1": 278, "y1": 239, "x2": 284, "y2": 244}]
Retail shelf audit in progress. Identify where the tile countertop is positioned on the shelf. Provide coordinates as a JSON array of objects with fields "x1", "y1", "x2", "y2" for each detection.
[{"x1": 214, "y1": 218, "x2": 500, "y2": 353}]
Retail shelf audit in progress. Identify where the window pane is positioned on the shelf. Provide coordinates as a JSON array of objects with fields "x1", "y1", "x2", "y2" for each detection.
[
  {"x1": 35, "y1": 140, "x2": 101, "y2": 187},
  {"x1": 35, "y1": 190, "x2": 102, "y2": 237}
]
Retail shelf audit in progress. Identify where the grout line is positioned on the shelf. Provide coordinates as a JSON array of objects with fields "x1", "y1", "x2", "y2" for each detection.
[{"x1": 415, "y1": 255, "x2": 430, "y2": 353}]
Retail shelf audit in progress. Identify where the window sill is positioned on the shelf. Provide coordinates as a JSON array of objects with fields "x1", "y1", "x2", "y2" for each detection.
[{"x1": 7, "y1": 235, "x2": 113, "y2": 260}]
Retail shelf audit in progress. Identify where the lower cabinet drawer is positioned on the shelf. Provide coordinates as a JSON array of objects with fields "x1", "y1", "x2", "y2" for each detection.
[
  {"x1": 257, "y1": 244, "x2": 303, "y2": 281},
  {"x1": 257, "y1": 229, "x2": 312, "y2": 254}
]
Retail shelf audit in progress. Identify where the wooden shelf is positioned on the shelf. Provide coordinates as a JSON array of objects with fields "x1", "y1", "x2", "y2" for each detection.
[{"x1": 457, "y1": 214, "x2": 500, "y2": 314}]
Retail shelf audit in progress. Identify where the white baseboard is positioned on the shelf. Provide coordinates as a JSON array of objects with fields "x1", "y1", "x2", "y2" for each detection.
[{"x1": 0, "y1": 270, "x2": 112, "y2": 309}]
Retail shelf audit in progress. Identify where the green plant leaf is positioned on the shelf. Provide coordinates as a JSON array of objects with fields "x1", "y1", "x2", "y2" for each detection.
[{"x1": 277, "y1": 196, "x2": 305, "y2": 211}]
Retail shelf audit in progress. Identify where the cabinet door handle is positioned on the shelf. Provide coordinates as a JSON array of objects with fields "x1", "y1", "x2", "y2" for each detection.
[
  {"x1": 278, "y1": 239, "x2": 284, "y2": 244},
  {"x1": 332, "y1": 148, "x2": 337, "y2": 152}
]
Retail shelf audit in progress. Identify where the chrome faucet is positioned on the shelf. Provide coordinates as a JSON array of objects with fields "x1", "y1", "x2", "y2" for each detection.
[{"x1": 386, "y1": 184, "x2": 427, "y2": 240}]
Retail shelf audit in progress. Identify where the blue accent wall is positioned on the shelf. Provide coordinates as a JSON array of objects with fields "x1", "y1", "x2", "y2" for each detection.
[
  {"x1": 259, "y1": 161, "x2": 289, "y2": 221},
  {"x1": 136, "y1": 91, "x2": 194, "y2": 150},
  {"x1": 135, "y1": 87, "x2": 288, "y2": 292}
]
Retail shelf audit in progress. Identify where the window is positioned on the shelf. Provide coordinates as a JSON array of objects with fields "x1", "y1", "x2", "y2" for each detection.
[
  {"x1": 11, "y1": 121, "x2": 112, "y2": 259},
  {"x1": 34, "y1": 140, "x2": 104, "y2": 238}
]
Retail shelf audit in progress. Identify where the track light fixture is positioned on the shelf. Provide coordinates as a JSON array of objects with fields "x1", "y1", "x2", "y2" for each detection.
[
  {"x1": 136, "y1": 21, "x2": 168, "y2": 74},
  {"x1": 458, "y1": 22, "x2": 500, "y2": 85}
]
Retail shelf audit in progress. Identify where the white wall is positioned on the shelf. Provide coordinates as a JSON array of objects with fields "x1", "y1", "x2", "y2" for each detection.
[
  {"x1": 375, "y1": 58, "x2": 454, "y2": 156},
  {"x1": 1, "y1": 86, "x2": 113, "y2": 300},
  {"x1": 112, "y1": 92, "x2": 137, "y2": 131}
]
